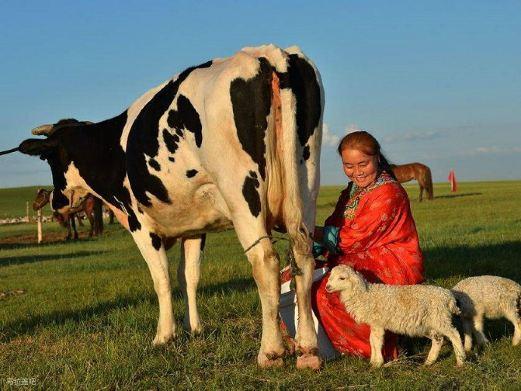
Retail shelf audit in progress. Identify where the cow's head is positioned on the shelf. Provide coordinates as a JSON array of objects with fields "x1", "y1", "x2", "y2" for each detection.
[{"x1": 19, "y1": 119, "x2": 91, "y2": 214}]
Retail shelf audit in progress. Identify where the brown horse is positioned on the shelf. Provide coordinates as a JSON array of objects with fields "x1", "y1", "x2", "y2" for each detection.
[
  {"x1": 33, "y1": 188, "x2": 104, "y2": 239},
  {"x1": 390, "y1": 163, "x2": 433, "y2": 201}
]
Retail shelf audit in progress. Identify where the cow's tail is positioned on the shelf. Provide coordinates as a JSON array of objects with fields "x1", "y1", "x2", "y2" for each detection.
[{"x1": 277, "y1": 47, "x2": 323, "y2": 255}]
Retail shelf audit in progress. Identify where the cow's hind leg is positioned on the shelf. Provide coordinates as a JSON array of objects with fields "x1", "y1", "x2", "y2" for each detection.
[
  {"x1": 131, "y1": 227, "x2": 176, "y2": 345},
  {"x1": 230, "y1": 216, "x2": 285, "y2": 367},
  {"x1": 249, "y1": 238, "x2": 285, "y2": 367},
  {"x1": 178, "y1": 235, "x2": 205, "y2": 334},
  {"x1": 292, "y1": 243, "x2": 321, "y2": 369}
]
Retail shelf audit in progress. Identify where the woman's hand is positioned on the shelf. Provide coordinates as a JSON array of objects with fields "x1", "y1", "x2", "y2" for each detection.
[
  {"x1": 312, "y1": 241, "x2": 325, "y2": 258},
  {"x1": 323, "y1": 225, "x2": 340, "y2": 255}
]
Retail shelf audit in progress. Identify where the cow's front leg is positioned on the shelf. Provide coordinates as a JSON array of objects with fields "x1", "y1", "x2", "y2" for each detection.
[
  {"x1": 178, "y1": 235, "x2": 205, "y2": 334},
  {"x1": 131, "y1": 227, "x2": 175, "y2": 345}
]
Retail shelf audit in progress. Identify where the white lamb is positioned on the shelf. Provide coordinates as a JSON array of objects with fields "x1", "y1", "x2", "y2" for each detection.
[
  {"x1": 326, "y1": 265, "x2": 465, "y2": 367},
  {"x1": 452, "y1": 275, "x2": 521, "y2": 351}
]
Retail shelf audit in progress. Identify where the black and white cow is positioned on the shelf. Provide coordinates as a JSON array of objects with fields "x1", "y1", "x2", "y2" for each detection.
[{"x1": 16, "y1": 44, "x2": 323, "y2": 368}]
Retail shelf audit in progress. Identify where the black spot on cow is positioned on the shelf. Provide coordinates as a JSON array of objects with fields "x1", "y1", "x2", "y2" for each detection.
[
  {"x1": 276, "y1": 70, "x2": 291, "y2": 89},
  {"x1": 242, "y1": 171, "x2": 261, "y2": 217},
  {"x1": 200, "y1": 234, "x2": 206, "y2": 251},
  {"x1": 128, "y1": 211, "x2": 141, "y2": 232},
  {"x1": 302, "y1": 145, "x2": 310, "y2": 161},
  {"x1": 167, "y1": 95, "x2": 203, "y2": 148},
  {"x1": 287, "y1": 54, "x2": 322, "y2": 147},
  {"x1": 186, "y1": 169, "x2": 198, "y2": 178},
  {"x1": 127, "y1": 60, "x2": 212, "y2": 207},
  {"x1": 150, "y1": 232, "x2": 162, "y2": 250},
  {"x1": 163, "y1": 129, "x2": 180, "y2": 154},
  {"x1": 149, "y1": 158, "x2": 161, "y2": 171},
  {"x1": 230, "y1": 57, "x2": 272, "y2": 180}
]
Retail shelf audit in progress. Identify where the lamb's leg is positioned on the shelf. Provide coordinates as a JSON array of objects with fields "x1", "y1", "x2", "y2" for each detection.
[
  {"x1": 472, "y1": 313, "x2": 489, "y2": 347},
  {"x1": 369, "y1": 327, "x2": 385, "y2": 367},
  {"x1": 461, "y1": 318, "x2": 474, "y2": 352},
  {"x1": 504, "y1": 309, "x2": 521, "y2": 346},
  {"x1": 424, "y1": 334, "x2": 444, "y2": 366},
  {"x1": 444, "y1": 327, "x2": 466, "y2": 367}
]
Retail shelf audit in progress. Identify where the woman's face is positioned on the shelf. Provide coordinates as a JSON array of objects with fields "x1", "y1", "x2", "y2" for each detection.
[{"x1": 341, "y1": 148, "x2": 378, "y2": 188}]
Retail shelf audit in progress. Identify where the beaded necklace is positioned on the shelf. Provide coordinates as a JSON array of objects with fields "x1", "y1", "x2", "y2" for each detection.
[{"x1": 343, "y1": 172, "x2": 395, "y2": 219}]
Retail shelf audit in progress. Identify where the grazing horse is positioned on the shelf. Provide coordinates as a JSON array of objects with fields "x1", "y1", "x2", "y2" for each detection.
[
  {"x1": 390, "y1": 162, "x2": 433, "y2": 201},
  {"x1": 33, "y1": 188, "x2": 104, "y2": 239}
]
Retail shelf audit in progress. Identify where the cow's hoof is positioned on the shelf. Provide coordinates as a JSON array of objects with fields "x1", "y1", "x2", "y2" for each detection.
[
  {"x1": 296, "y1": 353, "x2": 322, "y2": 370},
  {"x1": 152, "y1": 331, "x2": 177, "y2": 346},
  {"x1": 258, "y1": 352, "x2": 284, "y2": 368},
  {"x1": 370, "y1": 360, "x2": 384, "y2": 368},
  {"x1": 183, "y1": 318, "x2": 202, "y2": 335}
]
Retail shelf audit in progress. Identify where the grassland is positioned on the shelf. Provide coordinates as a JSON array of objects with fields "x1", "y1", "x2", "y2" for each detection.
[{"x1": 0, "y1": 181, "x2": 520, "y2": 389}]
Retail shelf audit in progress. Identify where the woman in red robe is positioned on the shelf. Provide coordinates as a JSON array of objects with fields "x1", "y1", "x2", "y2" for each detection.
[{"x1": 311, "y1": 131, "x2": 424, "y2": 360}]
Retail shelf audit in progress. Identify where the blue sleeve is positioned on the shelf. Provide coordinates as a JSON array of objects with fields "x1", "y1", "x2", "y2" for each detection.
[{"x1": 323, "y1": 225, "x2": 340, "y2": 255}]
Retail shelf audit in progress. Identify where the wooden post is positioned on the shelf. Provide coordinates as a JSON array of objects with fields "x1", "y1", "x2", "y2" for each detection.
[{"x1": 37, "y1": 209, "x2": 43, "y2": 244}]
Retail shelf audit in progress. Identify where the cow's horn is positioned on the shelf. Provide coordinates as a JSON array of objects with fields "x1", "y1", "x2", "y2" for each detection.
[{"x1": 31, "y1": 124, "x2": 54, "y2": 136}]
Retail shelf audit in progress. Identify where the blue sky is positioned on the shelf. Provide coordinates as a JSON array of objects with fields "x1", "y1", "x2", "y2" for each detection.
[{"x1": 0, "y1": 0, "x2": 520, "y2": 187}]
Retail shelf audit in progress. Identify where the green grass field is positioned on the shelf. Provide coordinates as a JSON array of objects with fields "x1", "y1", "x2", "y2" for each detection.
[{"x1": 1, "y1": 181, "x2": 520, "y2": 389}]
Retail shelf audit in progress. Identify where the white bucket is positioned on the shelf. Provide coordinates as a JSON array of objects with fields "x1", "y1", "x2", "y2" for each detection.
[{"x1": 279, "y1": 267, "x2": 339, "y2": 360}]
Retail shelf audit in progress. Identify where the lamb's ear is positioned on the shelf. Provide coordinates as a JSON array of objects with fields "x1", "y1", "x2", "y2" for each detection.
[{"x1": 18, "y1": 138, "x2": 58, "y2": 158}]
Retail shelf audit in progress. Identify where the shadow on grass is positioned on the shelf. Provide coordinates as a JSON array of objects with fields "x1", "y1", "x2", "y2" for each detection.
[
  {"x1": 0, "y1": 250, "x2": 107, "y2": 267},
  {"x1": 0, "y1": 293, "x2": 157, "y2": 342},
  {"x1": 0, "y1": 236, "x2": 98, "y2": 250},
  {"x1": 198, "y1": 276, "x2": 255, "y2": 296},
  {"x1": 423, "y1": 240, "x2": 521, "y2": 281},
  {"x1": 2, "y1": 242, "x2": 519, "y2": 350},
  {"x1": 433, "y1": 192, "x2": 482, "y2": 199},
  {"x1": 0, "y1": 276, "x2": 254, "y2": 342}
]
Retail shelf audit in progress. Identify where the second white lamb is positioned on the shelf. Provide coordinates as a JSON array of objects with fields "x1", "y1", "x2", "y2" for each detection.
[{"x1": 452, "y1": 275, "x2": 521, "y2": 351}]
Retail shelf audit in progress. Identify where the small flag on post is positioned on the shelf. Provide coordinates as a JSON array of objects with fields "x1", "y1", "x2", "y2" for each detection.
[{"x1": 448, "y1": 169, "x2": 457, "y2": 192}]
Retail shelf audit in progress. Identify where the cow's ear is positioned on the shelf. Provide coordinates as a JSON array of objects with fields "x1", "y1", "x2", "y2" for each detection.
[{"x1": 18, "y1": 138, "x2": 58, "y2": 158}]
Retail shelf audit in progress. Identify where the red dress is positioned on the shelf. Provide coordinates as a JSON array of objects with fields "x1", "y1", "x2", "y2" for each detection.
[{"x1": 313, "y1": 172, "x2": 424, "y2": 360}]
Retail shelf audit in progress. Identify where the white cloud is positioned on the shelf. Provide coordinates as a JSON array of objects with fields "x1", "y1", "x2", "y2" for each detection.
[
  {"x1": 382, "y1": 130, "x2": 442, "y2": 144},
  {"x1": 466, "y1": 146, "x2": 521, "y2": 156},
  {"x1": 346, "y1": 123, "x2": 361, "y2": 132},
  {"x1": 322, "y1": 123, "x2": 340, "y2": 147}
]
